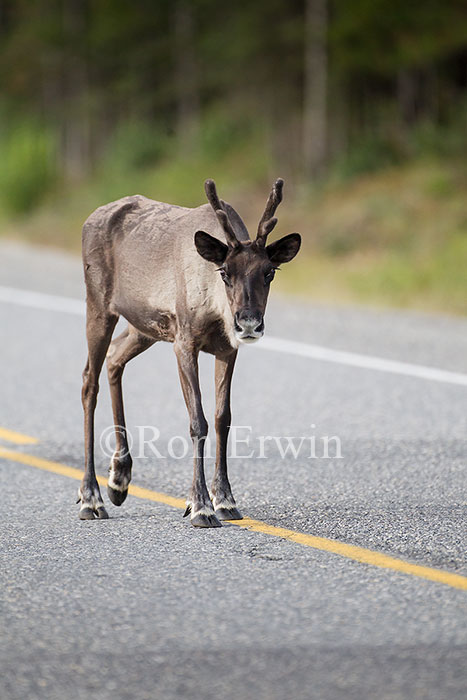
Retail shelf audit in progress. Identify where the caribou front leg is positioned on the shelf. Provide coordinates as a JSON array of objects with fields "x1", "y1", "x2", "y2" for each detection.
[
  {"x1": 211, "y1": 351, "x2": 242, "y2": 520},
  {"x1": 174, "y1": 340, "x2": 221, "y2": 528}
]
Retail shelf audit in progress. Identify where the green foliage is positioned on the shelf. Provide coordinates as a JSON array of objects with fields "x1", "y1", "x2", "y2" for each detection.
[
  {"x1": 331, "y1": 134, "x2": 402, "y2": 180},
  {"x1": 409, "y1": 118, "x2": 467, "y2": 160},
  {"x1": 1, "y1": 0, "x2": 467, "y2": 185},
  {"x1": 102, "y1": 121, "x2": 171, "y2": 173},
  {"x1": 0, "y1": 120, "x2": 57, "y2": 215},
  {"x1": 332, "y1": 0, "x2": 467, "y2": 75},
  {"x1": 330, "y1": 114, "x2": 467, "y2": 181},
  {"x1": 199, "y1": 107, "x2": 258, "y2": 160}
]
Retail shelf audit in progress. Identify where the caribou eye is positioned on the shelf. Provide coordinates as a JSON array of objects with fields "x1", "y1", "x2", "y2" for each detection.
[
  {"x1": 219, "y1": 268, "x2": 231, "y2": 286},
  {"x1": 264, "y1": 269, "x2": 276, "y2": 285}
]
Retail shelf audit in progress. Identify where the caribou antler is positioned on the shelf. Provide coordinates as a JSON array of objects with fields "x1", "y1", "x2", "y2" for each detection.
[
  {"x1": 204, "y1": 179, "x2": 240, "y2": 248},
  {"x1": 256, "y1": 178, "x2": 284, "y2": 245}
]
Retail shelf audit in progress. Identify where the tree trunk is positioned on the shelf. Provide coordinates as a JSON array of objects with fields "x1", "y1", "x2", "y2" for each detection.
[
  {"x1": 397, "y1": 68, "x2": 417, "y2": 127},
  {"x1": 302, "y1": 0, "x2": 328, "y2": 179},
  {"x1": 61, "y1": 0, "x2": 89, "y2": 180},
  {"x1": 173, "y1": 1, "x2": 200, "y2": 154}
]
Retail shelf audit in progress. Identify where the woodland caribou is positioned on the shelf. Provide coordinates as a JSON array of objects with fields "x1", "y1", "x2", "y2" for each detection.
[{"x1": 78, "y1": 179, "x2": 301, "y2": 527}]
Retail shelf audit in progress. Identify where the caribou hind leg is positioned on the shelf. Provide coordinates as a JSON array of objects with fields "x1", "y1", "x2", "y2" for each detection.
[
  {"x1": 78, "y1": 306, "x2": 118, "y2": 520},
  {"x1": 106, "y1": 325, "x2": 155, "y2": 505},
  {"x1": 174, "y1": 339, "x2": 221, "y2": 528},
  {"x1": 210, "y1": 351, "x2": 242, "y2": 520}
]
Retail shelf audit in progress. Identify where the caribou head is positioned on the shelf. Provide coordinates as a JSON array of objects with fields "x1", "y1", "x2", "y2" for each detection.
[{"x1": 194, "y1": 178, "x2": 301, "y2": 343}]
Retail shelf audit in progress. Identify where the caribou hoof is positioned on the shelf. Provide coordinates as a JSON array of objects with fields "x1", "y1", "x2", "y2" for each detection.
[
  {"x1": 79, "y1": 505, "x2": 109, "y2": 520},
  {"x1": 215, "y1": 506, "x2": 243, "y2": 521},
  {"x1": 107, "y1": 485, "x2": 128, "y2": 506},
  {"x1": 77, "y1": 487, "x2": 109, "y2": 520},
  {"x1": 184, "y1": 502, "x2": 222, "y2": 528},
  {"x1": 107, "y1": 457, "x2": 131, "y2": 507},
  {"x1": 191, "y1": 512, "x2": 222, "y2": 528},
  {"x1": 211, "y1": 494, "x2": 243, "y2": 521}
]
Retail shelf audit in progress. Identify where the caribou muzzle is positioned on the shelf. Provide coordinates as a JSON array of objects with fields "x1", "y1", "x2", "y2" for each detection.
[{"x1": 234, "y1": 310, "x2": 265, "y2": 343}]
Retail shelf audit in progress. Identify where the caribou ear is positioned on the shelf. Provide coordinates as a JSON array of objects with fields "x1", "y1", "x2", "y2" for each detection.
[
  {"x1": 194, "y1": 231, "x2": 228, "y2": 265},
  {"x1": 266, "y1": 233, "x2": 301, "y2": 264}
]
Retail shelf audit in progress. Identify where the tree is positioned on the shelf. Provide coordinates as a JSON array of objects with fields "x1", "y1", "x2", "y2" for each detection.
[
  {"x1": 173, "y1": 0, "x2": 199, "y2": 153},
  {"x1": 302, "y1": 0, "x2": 328, "y2": 179}
]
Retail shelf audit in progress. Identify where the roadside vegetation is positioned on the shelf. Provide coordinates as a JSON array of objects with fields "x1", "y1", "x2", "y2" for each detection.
[
  {"x1": 1, "y1": 112, "x2": 467, "y2": 315},
  {"x1": 1, "y1": 1, "x2": 467, "y2": 314}
]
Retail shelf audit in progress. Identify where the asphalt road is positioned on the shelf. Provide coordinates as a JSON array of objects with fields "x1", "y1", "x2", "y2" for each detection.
[{"x1": 1, "y1": 240, "x2": 466, "y2": 700}]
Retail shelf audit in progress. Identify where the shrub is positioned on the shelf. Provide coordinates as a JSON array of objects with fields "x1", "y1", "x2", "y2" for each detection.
[{"x1": 0, "y1": 120, "x2": 57, "y2": 215}]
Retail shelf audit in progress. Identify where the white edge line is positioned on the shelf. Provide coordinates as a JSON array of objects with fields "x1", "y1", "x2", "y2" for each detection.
[
  {"x1": 1, "y1": 284, "x2": 466, "y2": 388},
  {"x1": 0, "y1": 285, "x2": 85, "y2": 316},
  {"x1": 257, "y1": 337, "x2": 467, "y2": 387}
]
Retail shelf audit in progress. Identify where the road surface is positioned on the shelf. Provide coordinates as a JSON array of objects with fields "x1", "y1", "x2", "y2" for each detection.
[{"x1": 0, "y1": 240, "x2": 466, "y2": 700}]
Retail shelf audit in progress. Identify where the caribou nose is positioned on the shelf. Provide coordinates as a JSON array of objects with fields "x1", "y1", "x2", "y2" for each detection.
[{"x1": 234, "y1": 311, "x2": 264, "y2": 339}]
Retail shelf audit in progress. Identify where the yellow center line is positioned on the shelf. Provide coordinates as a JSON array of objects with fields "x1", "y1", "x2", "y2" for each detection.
[
  {"x1": 0, "y1": 427, "x2": 39, "y2": 445},
  {"x1": 1, "y1": 445, "x2": 466, "y2": 592}
]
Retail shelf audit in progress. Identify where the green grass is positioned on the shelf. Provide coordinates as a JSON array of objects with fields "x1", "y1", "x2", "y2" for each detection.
[
  {"x1": 276, "y1": 235, "x2": 467, "y2": 315},
  {"x1": 275, "y1": 158, "x2": 467, "y2": 314}
]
